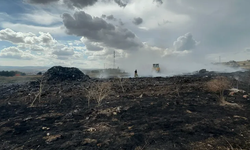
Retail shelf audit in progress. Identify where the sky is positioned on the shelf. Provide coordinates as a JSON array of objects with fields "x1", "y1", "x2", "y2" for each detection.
[{"x1": 0, "y1": 0, "x2": 249, "y2": 74}]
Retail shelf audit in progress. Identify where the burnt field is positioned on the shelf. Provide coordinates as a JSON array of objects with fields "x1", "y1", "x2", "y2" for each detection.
[{"x1": 1, "y1": 67, "x2": 250, "y2": 150}]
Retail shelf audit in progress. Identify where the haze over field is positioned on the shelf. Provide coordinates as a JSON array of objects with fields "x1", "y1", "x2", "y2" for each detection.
[{"x1": 0, "y1": 0, "x2": 249, "y2": 76}]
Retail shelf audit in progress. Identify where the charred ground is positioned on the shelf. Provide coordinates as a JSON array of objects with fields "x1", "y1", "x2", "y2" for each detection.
[{"x1": 0, "y1": 67, "x2": 250, "y2": 150}]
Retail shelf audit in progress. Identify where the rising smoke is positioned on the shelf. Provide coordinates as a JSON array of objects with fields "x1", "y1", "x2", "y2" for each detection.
[{"x1": 116, "y1": 48, "x2": 244, "y2": 77}]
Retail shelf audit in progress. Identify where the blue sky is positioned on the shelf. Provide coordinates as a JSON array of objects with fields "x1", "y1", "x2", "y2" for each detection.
[
  {"x1": 0, "y1": 1, "x2": 27, "y2": 15},
  {"x1": 0, "y1": 0, "x2": 250, "y2": 72}
]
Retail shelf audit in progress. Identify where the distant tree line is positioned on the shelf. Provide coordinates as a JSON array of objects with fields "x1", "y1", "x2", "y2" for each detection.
[
  {"x1": 37, "y1": 72, "x2": 43, "y2": 75},
  {"x1": 0, "y1": 71, "x2": 26, "y2": 77}
]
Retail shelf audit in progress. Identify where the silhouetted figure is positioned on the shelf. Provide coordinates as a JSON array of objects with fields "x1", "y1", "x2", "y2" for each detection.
[{"x1": 134, "y1": 69, "x2": 138, "y2": 78}]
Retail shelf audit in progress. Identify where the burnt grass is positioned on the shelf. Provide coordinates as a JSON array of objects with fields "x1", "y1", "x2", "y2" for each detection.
[{"x1": 1, "y1": 72, "x2": 250, "y2": 150}]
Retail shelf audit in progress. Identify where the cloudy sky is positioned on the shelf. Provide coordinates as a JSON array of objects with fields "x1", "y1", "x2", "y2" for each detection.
[{"x1": 0, "y1": 0, "x2": 249, "y2": 73}]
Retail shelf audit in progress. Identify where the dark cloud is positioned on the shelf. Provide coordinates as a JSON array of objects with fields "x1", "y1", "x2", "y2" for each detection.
[
  {"x1": 86, "y1": 44, "x2": 103, "y2": 51},
  {"x1": 26, "y1": 0, "x2": 128, "y2": 8},
  {"x1": 106, "y1": 15, "x2": 116, "y2": 21},
  {"x1": 154, "y1": 0, "x2": 163, "y2": 5},
  {"x1": 63, "y1": 0, "x2": 98, "y2": 9},
  {"x1": 25, "y1": 0, "x2": 59, "y2": 4},
  {"x1": 119, "y1": 19, "x2": 125, "y2": 26},
  {"x1": 173, "y1": 33, "x2": 198, "y2": 51},
  {"x1": 114, "y1": 0, "x2": 127, "y2": 7},
  {"x1": 82, "y1": 39, "x2": 104, "y2": 51},
  {"x1": 62, "y1": 11, "x2": 142, "y2": 50},
  {"x1": 26, "y1": 0, "x2": 99, "y2": 8},
  {"x1": 245, "y1": 48, "x2": 250, "y2": 52},
  {"x1": 133, "y1": 17, "x2": 143, "y2": 25},
  {"x1": 101, "y1": 14, "x2": 106, "y2": 18},
  {"x1": 102, "y1": 14, "x2": 123, "y2": 24},
  {"x1": 158, "y1": 20, "x2": 171, "y2": 26},
  {"x1": 163, "y1": 20, "x2": 171, "y2": 24}
]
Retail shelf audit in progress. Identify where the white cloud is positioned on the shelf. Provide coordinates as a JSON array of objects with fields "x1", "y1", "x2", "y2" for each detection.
[
  {"x1": 0, "y1": 29, "x2": 84, "y2": 65},
  {"x1": 173, "y1": 32, "x2": 199, "y2": 51},
  {"x1": 17, "y1": 44, "x2": 48, "y2": 52},
  {"x1": 52, "y1": 46, "x2": 75, "y2": 56},
  {"x1": 1, "y1": 22, "x2": 65, "y2": 36},
  {"x1": 0, "y1": 28, "x2": 57, "y2": 46},
  {"x1": 138, "y1": 27, "x2": 149, "y2": 30},
  {"x1": 0, "y1": 47, "x2": 36, "y2": 60}
]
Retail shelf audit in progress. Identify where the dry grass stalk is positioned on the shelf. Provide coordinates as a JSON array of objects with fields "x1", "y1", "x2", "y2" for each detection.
[
  {"x1": 116, "y1": 77, "x2": 129, "y2": 93},
  {"x1": 84, "y1": 83, "x2": 95, "y2": 107},
  {"x1": 206, "y1": 76, "x2": 231, "y2": 99},
  {"x1": 174, "y1": 85, "x2": 180, "y2": 97},
  {"x1": 30, "y1": 78, "x2": 44, "y2": 107},
  {"x1": 134, "y1": 138, "x2": 149, "y2": 150},
  {"x1": 206, "y1": 76, "x2": 240, "y2": 108},
  {"x1": 224, "y1": 138, "x2": 234, "y2": 150},
  {"x1": 85, "y1": 82, "x2": 113, "y2": 106}
]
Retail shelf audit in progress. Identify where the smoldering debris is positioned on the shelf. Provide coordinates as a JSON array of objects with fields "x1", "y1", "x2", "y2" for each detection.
[{"x1": 43, "y1": 66, "x2": 90, "y2": 83}]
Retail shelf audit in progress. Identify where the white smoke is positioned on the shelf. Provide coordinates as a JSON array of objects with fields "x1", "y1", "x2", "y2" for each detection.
[{"x1": 116, "y1": 47, "x2": 244, "y2": 77}]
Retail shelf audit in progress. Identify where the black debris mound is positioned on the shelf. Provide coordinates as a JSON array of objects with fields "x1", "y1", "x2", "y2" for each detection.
[
  {"x1": 43, "y1": 66, "x2": 90, "y2": 82},
  {"x1": 198, "y1": 69, "x2": 208, "y2": 74}
]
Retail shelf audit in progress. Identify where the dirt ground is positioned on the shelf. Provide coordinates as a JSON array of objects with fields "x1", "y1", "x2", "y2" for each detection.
[
  {"x1": 0, "y1": 72, "x2": 250, "y2": 150},
  {"x1": 0, "y1": 75, "x2": 41, "y2": 84}
]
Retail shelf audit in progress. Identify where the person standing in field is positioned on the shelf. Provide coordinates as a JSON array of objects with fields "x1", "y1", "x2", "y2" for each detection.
[{"x1": 134, "y1": 69, "x2": 138, "y2": 78}]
